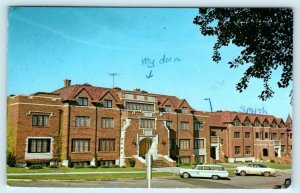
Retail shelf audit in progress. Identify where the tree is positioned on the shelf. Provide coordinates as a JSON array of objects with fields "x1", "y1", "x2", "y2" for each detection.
[{"x1": 193, "y1": 8, "x2": 293, "y2": 100}]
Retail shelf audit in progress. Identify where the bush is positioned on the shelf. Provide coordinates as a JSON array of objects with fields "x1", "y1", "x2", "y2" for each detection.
[
  {"x1": 73, "y1": 165, "x2": 84, "y2": 169},
  {"x1": 48, "y1": 165, "x2": 59, "y2": 168},
  {"x1": 29, "y1": 164, "x2": 43, "y2": 170},
  {"x1": 180, "y1": 163, "x2": 191, "y2": 166},
  {"x1": 99, "y1": 165, "x2": 109, "y2": 168},
  {"x1": 7, "y1": 152, "x2": 16, "y2": 167},
  {"x1": 270, "y1": 159, "x2": 275, "y2": 163},
  {"x1": 110, "y1": 165, "x2": 120, "y2": 168},
  {"x1": 128, "y1": 158, "x2": 135, "y2": 167},
  {"x1": 87, "y1": 165, "x2": 98, "y2": 168},
  {"x1": 121, "y1": 166, "x2": 126, "y2": 168}
]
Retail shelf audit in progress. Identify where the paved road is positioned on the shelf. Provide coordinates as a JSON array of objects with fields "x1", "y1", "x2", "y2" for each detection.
[{"x1": 7, "y1": 172, "x2": 291, "y2": 189}]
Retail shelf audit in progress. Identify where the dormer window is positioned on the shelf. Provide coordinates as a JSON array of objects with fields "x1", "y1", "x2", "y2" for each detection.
[
  {"x1": 164, "y1": 105, "x2": 171, "y2": 112},
  {"x1": 271, "y1": 122, "x2": 277, "y2": 128},
  {"x1": 78, "y1": 97, "x2": 88, "y2": 106},
  {"x1": 233, "y1": 119, "x2": 240, "y2": 126},
  {"x1": 182, "y1": 107, "x2": 188, "y2": 113},
  {"x1": 243, "y1": 120, "x2": 250, "y2": 126},
  {"x1": 103, "y1": 100, "x2": 112, "y2": 108},
  {"x1": 263, "y1": 121, "x2": 269, "y2": 127},
  {"x1": 254, "y1": 120, "x2": 261, "y2": 127}
]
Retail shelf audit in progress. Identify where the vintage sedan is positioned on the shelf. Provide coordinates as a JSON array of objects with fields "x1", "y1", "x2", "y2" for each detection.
[
  {"x1": 235, "y1": 163, "x2": 276, "y2": 177},
  {"x1": 179, "y1": 164, "x2": 229, "y2": 180}
]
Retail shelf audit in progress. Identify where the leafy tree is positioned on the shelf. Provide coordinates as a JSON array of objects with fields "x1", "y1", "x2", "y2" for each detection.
[{"x1": 193, "y1": 8, "x2": 293, "y2": 100}]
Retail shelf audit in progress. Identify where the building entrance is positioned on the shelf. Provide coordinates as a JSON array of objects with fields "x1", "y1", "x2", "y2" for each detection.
[{"x1": 139, "y1": 138, "x2": 152, "y2": 158}]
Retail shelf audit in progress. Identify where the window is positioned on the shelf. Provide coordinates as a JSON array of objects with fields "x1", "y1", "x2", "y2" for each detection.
[
  {"x1": 72, "y1": 139, "x2": 90, "y2": 152},
  {"x1": 180, "y1": 122, "x2": 189, "y2": 130},
  {"x1": 281, "y1": 145, "x2": 286, "y2": 152},
  {"x1": 264, "y1": 133, "x2": 269, "y2": 139},
  {"x1": 101, "y1": 117, "x2": 114, "y2": 128},
  {"x1": 234, "y1": 132, "x2": 240, "y2": 138},
  {"x1": 28, "y1": 139, "x2": 51, "y2": 153},
  {"x1": 180, "y1": 157, "x2": 191, "y2": 164},
  {"x1": 181, "y1": 107, "x2": 188, "y2": 113},
  {"x1": 245, "y1": 132, "x2": 250, "y2": 138},
  {"x1": 75, "y1": 116, "x2": 90, "y2": 127},
  {"x1": 263, "y1": 121, "x2": 269, "y2": 127},
  {"x1": 99, "y1": 160, "x2": 115, "y2": 166},
  {"x1": 233, "y1": 119, "x2": 240, "y2": 126},
  {"x1": 103, "y1": 100, "x2": 112, "y2": 108},
  {"x1": 32, "y1": 115, "x2": 49, "y2": 126},
  {"x1": 99, "y1": 139, "x2": 115, "y2": 151},
  {"x1": 271, "y1": 133, "x2": 277, "y2": 140},
  {"x1": 78, "y1": 97, "x2": 88, "y2": 106},
  {"x1": 140, "y1": 119, "x2": 155, "y2": 128},
  {"x1": 166, "y1": 121, "x2": 172, "y2": 129},
  {"x1": 271, "y1": 122, "x2": 277, "y2": 128},
  {"x1": 179, "y1": 139, "x2": 190, "y2": 150},
  {"x1": 278, "y1": 122, "x2": 284, "y2": 128},
  {"x1": 280, "y1": 133, "x2": 285, "y2": 139},
  {"x1": 126, "y1": 102, "x2": 154, "y2": 111},
  {"x1": 164, "y1": 105, "x2": 171, "y2": 112},
  {"x1": 245, "y1": 146, "x2": 251, "y2": 154},
  {"x1": 254, "y1": 120, "x2": 261, "y2": 127},
  {"x1": 290, "y1": 133, "x2": 292, "y2": 139},
  {"x1": 235, "y1": 146, "x2": 241, "y2": 155},
  {"x1": 194, "y1": 139, "x2": 205, "y2": 149},
  {"x1": 194, "y1": 122, "x2": 203, "y2": 130},
  {"x1": 244, "y1": 120, "x2": 250, "y2": 126},
  {"x1": 255, "y1": 132, "x2": 260, "y2": 139},
  {"x1": 195, "y1": 155, "x2": 205, "y2": 164}
]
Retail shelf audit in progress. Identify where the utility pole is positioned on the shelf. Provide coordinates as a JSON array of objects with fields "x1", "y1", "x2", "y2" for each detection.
[
  {"x1": 109, "y1": 73, "x2": 119, "y2": 88},
  {"x1": 204, "y1": 98, "x2": 213, "y2": 112}
]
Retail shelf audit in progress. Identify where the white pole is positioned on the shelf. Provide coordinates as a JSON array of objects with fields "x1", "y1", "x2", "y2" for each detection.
[{"x1": 146, "y1": 153, "x2": 152, "y2": 188}]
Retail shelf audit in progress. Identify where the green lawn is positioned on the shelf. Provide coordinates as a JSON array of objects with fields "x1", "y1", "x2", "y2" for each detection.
[
  {"x1": 7, "y1": 172, "x2": 176, "y2": 181},
  {"x1": 7, "y1": 167, "x2": 145, "y2": 173}
]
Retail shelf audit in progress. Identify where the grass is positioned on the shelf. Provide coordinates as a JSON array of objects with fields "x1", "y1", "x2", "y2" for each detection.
[
  {"x1": 7, "y1": 166, "x2": 145, "y2": 173},
  {"x1": 7, "y1": 172, "x2": 176, "y2": 181}
]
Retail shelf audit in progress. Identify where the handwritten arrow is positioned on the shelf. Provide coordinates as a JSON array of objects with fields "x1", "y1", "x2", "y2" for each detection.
[{"x1": 146, "y1": 70, "x2": 154, "y2": 79}]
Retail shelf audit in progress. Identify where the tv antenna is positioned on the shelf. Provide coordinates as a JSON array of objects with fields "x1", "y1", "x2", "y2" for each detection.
[
  {"x1": 109, "y1": 73, "x2": 119, "y2": 88},
  {"x1": 204, "y1": 98, "x2": 213, "y2": 112}
]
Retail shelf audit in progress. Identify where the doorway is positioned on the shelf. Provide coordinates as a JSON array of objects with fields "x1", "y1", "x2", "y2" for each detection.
[
  {"x1": 263, "y1": 148, "x2": 269, "y2": 156},
  {"x1": 210, "y1": 147, "x2": 216, "y2": 159},
  {"x1": 139, "y1": 138, "x2": 152, "y2": 158}
]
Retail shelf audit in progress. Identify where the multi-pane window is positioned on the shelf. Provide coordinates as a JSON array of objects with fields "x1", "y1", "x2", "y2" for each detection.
[
  {"x1": 101, "y1": 117, "x2": 114, "y2": 128},
  {"x1": 99, "y1": 139, "x2": 115, "y2": 151},
  {"x1": 72, "y1": 139, "x2": 90, "y2": 152},
  {"x1": 245, "y1": 132, "x2": 250, "y2": 138},
  {"x1": 233, "y1": 119, "x2": 240, "y2": 126},
  {"x1": 181, "y1": 107, "x2": 188, "y2": 113},
  {"x1": 244, "y1": 120, "x2": 250, "y2": 126},
  {"x1": 234, "y1": 132, "x2": 240, "y2": 138},
  {"x1": 280, "y1": 133, "x2": 285, "y2": 139},
  {"x1": 245, "y1": 146, "x2": 251, "y2": 154},
  {"x1": 194, "y1": 122, "x2": 203, "y2": 130},
  {"x1": 28, "y1": 139, "x2": 51, "y2": 153},
  {"x1": 78, "y1": 97, "x2": 88, "y2": 106},
  {"x1": 126, "y1": 102, "x2": 154, "y2": 111},
  {"x1": 179, "y1": 139, "x2": 190, "y2": 150},
  {"x1": 235, "y1": 146, "x2": 241, "y2": 155},
  {"x1": 75, "y1": 116, "x2": 90, "y2": 127},
  {"x1": 254, "y1": 120, "x2": 261, "y2": 127},
  {"x1": 140, "y1": 119, "x2": 155, "y2": 129},
  {"x1": 166, "y1": 121, "x2": 172, "y2": 129},
  {"x1": 180, "y1": 157, "x2": 190, "y2": 164},
  {"x1": 164, "y1": 105, "x2": 171, "y2": 112},
  {"x1": 103, "y1": 100, "x2": 112, "y2": 108},
  {"x1": 32, "y1": 115, "x2": 49, "y2": 126},
  {"x1": 281, "y1": 145, "x2": 286, "y2": 152},
  {"x1": 271, "y1": 133, "x2": 277, "y2": 140},
  {"x1": 195, "y1": 155, "x2": 205, "y2": 164},
  {"x1": 255, "y1": 132, "x2": 260, "y2": 139},
  {"x1": 263, "y1": 121, "x2": 269, "y2": 127},
  {"x1": 265, "y1": 133, "x2": 269, "y2": 139},
  {"x1": 194, "y1": 139, "x2": 205, "y2": 149},
  {"x1": 271, "y1": 122, "x2": 277, "y2": 128},
  {"x1": 180, "y1": 122, "x2": 189, "y2": 130}
]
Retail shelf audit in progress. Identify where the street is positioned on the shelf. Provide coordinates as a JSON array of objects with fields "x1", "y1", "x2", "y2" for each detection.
[{"x1": 7, "y1": 172, "x2": 291, "y2": 189}]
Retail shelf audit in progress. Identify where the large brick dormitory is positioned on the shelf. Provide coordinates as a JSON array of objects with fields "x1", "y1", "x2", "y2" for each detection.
[{"x1": 7, "y1": 80, "x2": 292, "y2": 167}]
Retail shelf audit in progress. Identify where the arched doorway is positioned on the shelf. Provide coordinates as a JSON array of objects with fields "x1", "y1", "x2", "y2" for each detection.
[
  {"x1": 263, "y1": 148, "x2": 269, "y2": 156},
  {"x1": 139, "y1": 138, "x2": 152, "y2": 158}
]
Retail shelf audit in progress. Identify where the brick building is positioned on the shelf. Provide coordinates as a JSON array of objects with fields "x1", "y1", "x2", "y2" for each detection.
[{"x1": 7, "y1": 80, "x2": 292, "y2": 167}]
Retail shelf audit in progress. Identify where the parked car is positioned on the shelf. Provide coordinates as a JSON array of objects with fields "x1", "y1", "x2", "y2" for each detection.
[
  {"x1": 179, "y1": 164, "x2": 229, "y2": 180},
  {"x1": 273, "y1": 178, "x2": 291, "y2": 189},
  {"x1": 235, "y1": 163, "x2": 276, "y2": 177}
]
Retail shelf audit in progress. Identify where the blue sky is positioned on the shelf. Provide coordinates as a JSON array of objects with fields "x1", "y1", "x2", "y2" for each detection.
[{"x1": 7, "y1": 7, "x2": 292, "y2": 119}]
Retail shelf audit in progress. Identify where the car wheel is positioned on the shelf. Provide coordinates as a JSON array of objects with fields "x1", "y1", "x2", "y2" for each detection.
[
  {"x1": 212, "y1": 175, "x2": 220, "y2": 180},
  {"x1": 240, "y1": 171, "x2": 246, "y2": 176},
  {"x1": 182, "y1": 172, "x2": 190, "y2": 179},
  {"x1": 264, "y1": 172, "x2": 270, "y2": 177}
]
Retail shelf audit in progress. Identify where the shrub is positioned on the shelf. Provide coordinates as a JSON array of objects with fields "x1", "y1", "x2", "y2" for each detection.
[
  {"x1": 99, "y1": 165, "x2": 109, "y2": 168},
  {"x1": 48, "y1": 165, "x2": 59, "y2": 168},
  {"x1": 181, "y1": 163, "x2": 191, "y2": 166},
  {"x1": 73, "y1": 165, "x2": 84, "y2": 169},
  {"x1": 87, "y1": 165, "x2": 98, "y2": 168},
  {"x1": 121, "y1": 166, "x2": 126, "y2": 168},
  {"x1": 128, "y1": 158, "x2": 135, "y2": 167},
  {"x1": 7, "y1": 152, "x2": 16, "y2": 167},
  {"x1": 110, "y1": 165, "x2": 120, "y2": 168},
  {"x1": 29, "y1": 164, "x2": 43, "y2": 170},
  {"x1": 270, "y1": 159, "x2": 275, "y2": 163}
]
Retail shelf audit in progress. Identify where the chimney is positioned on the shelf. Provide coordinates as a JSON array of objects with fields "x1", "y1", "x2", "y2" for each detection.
[{"x1": 64, "y1": 79, "x2": 71, "y2": 87}]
